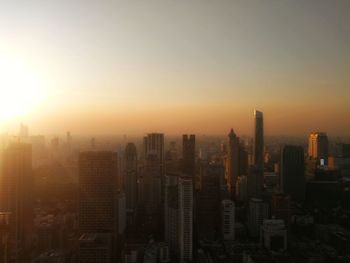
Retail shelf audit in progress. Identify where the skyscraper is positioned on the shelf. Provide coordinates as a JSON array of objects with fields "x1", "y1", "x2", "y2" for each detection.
[
  {"x1": 78, "y1": 151, "x2": 119, "y2": 262},
  {"x1": 252, "y1": 110, "x2": 264, "y2": 197},
  {"x1": 221, "y1": 200, "x2": 235, "y2": 241},
  {"x1": 143, "y1": 133, "x2": 164, "y2": 166},
  {"x1": 227, "y1": 129, "x2": 239, "y2": 199},
  {"x1": 124, "y1": 143, "x2": 138, "y2": 214},
  {"x1": 280, "y1": 145, "x2": 305, "y2": 201},
  {"x1": 0, "y1": 143, "x2": 33, "y2": 262},
  {"x1": 178, "y1": 176, "x2": 193, "y2": 263},
  {"x1": 248, "y1": 198, "x2": 269, "y2": 238},
  {"x1": 143, "y1": 133, "x2": 165, "y2": 201},
  {"x1": 139, "y1": 154, "x2": 162, "y2": 213},
  {"x1": 182, "y1": 134, "x2": 195, "y2": 179},
  {"x1": 308, "y1": 132, "x2": 329, "y2": 163}
]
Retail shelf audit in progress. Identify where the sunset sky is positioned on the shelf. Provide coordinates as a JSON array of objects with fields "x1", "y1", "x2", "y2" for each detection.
[{"x1": 0, "y1": 0, "x2": 349, "y2": 136}]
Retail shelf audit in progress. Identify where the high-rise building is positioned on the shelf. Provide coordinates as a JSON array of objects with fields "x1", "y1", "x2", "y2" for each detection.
[
  {"x1": 308, "y1": 132, "x2": 329, "y2": 163},
  {"x1": 247, "y1": 165, "x2": 263, "y2": 199},
  {"x1": 221, "y1": 200, "x2": 235, "y2": 241},
  {"x1": 0, "y1": 212, "x2": 11, "y2": 263},
  {"x1": 143, "y1": 133, "x2": 165, "y2": 202},
  {"x1": 139, "y1": 154, "x2": 162, "y2": 213},
  {"x1": 248, "y1": 198, "x2": 269, "y2": 238},
  {"x1": 197, "y1": 163, "x2": 222, "y2": 239},
  {"x1": 178, "y1": 176, "x2": 193, "y2": 263},
  {"x1": 227, "y1": 129, "x2": 239, "y2": 199},
  {"x1": 253, "y1": 110, "x2": 264, "y2": 171},
  {"x1": 78, "y1": 151, "x2": 119, "y2": 262},
  {"x1": 0, "y1": 143, "x2": 33, "y2": 262},
  {"x1": 280, "y1": 145, "x2": 305, "y2": 201},
  {"x1": 164, "y1": 183, "x2": 179, "y2": 257},
  {"x1": 124, "y1": 143, "x2": 138, "y2": 214},
  {"x1": 253, "y1": 110, "x2": 264, "y2": 197},
  {"x1": 236, "y1": 175, "x2": 248, "y2": 202},
  {"x1": 79, "y1": 151, "x2": 119, "y2": 233},
  {"x1": 182, "y1": 134, "x2": 195, "y2": 179},
  {"x1": 143, "y1": 133, "x2": 164, "y2": 166}
]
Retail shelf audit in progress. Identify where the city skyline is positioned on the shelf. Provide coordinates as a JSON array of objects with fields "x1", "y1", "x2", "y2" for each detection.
[{"x1": 0, "y1": 0, "x2": 349, "y2": 136}]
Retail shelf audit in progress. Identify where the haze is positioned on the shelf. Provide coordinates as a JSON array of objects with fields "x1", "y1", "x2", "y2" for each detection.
[{"x1": 0, "y1": 0, "x2": 349, "y2": 136}]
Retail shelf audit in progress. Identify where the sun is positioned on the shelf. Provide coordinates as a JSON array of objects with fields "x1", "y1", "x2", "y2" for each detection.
[{"x1": 0, "y1": 55, "x2": 46, "y2": 121}]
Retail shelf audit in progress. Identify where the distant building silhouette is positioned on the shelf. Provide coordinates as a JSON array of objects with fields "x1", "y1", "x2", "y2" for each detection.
[
  {"x1": 182, "y1": 134, "x2": 195, "y2": 179},
  {"x1": 124, "y1": 143, "x2": 138, "y2": 224},
  {"x1": 308, "y1": 132, "x2": 329, "y2": 164},
  {"x1": 253, "y1": 110, "x2": 264, "y2": 197},
  {"x1": 178, "y1": 176, "x2": 193, "y2": 263},
  {"x1": 143, "y1": 133, "x2": 165, "y2": 200},
  {"x1": 248, "y1": 198, "x2": 269, "y2": 237},
  {"x1": 197, "y1": 163, "x2": 222, "y2": 239},
  {"x1": 78, "y1": 151, "x2": 119, "y2": 262},
  {"x1": 0, "y1": 143, "x2": 33, "y2": 262},
  {"x1": 139, "y1": 154, "x2": 162, "y2": 214},
  {"x1": 143, "y1": 133, "x2": 164, "y2": 167},
  {"x1": 227, "y1": 129, "x2": 239, "y2": 199},
  {"x1": 280, "y1": 145, "x2": 305, "y2": 201}
]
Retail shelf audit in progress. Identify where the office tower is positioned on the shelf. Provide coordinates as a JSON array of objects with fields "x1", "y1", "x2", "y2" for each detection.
[
  {"x1": 253, "y1": 110, "x2": 264, "y2": 171},
  {"x1": 164, "y1": 183, "x2": 179, "y2": 257},
  {"x1": 78, "y1": 151, "x2": 119, "y2": 262},
  {"x1": 247, "y1": 165, "x2": 262, "y2": 199},
  {"x1": 280, "y1": 145, "x2": 305, "y2": 201},
  {"x1": 143, "y1": 133, "x2": 164, "y2": 166},
  {"x1": 248, "y1": 198, "x2": 269, "y2": 237},
  {"x1": 139, "y1": 154, "x2": 162, "y2": 213},
  {"x1": 182, "y1": 134, "x2": 195, "y2": 178},
  {"x1": 227, "y1": 129, "x2": 239, "y2": 199},
  {"x1": 0, "y1": 212, "x2": 11, "y2": 263},
  {"x1": 253, "y1": 110, "x2": 264, "y2": 197},
  {"x1": 260, "y1": 219, "x2": 287, "y2": 251},
  {"x1": 124, "y1": 143, "x2": 138, "y2": 214},
  {"x1": 178, "y1": 177, "x2": 193, "y2": 263},
  {"x1": 0, "y1": 143, "x2": 33, "y2": 262},
  {"x1": 270, "y1": 194, "x2": 291, "y2": 227},
  {"x1": 143, "y1": 133, "x2": 165, "y2": 202},
  {"x1": 236, "y1": 175, "x2": 248, "y2": 202},
  {"x1": 91, "y1": 137, "x2": 96, "y2": 149},
  {"x1": 197, "y1": 163, "x2": 222, "y2": 239},
  {"x1": 221, "y1": 200, "x2": 235, "y2": 241},
  {"x1": 239, "y1": 142, "x2": 248, "y2": 176},
  {"x1": 308, "y1": 132, "x2": 329, "y2": 163}
]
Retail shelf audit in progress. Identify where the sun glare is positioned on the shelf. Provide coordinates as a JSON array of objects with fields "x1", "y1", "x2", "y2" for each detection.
[{"x1": 0, "y1": 55, "x2": 46, "y2": 122}]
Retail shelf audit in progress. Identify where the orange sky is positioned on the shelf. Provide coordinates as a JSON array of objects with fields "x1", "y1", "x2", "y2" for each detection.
[{"x1": 0, "y1": 1, "x2": 349, "y2": 136}]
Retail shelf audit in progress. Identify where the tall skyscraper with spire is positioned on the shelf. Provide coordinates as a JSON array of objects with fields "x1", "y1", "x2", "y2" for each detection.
[
  {"x1": 227, "y1": 129, "x2": 239, "y2": 199},
  {"x1": 252, "y1": 109, "x2": 264, "y2": 198}
]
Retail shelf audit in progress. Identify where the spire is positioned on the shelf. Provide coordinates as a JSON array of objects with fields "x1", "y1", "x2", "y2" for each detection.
[{"x1": 228, "y1": 128, "x2": 236, "y2": 139}]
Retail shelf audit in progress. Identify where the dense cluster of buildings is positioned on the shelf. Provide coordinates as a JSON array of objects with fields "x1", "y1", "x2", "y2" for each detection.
[{"x1": 0, "y1": 112, "x2": 350, "y2": 263}]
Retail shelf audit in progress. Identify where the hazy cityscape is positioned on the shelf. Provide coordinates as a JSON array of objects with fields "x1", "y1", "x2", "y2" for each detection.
[{"x1": 0, "y1": 1, "x2": 350, "y2": 263}]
